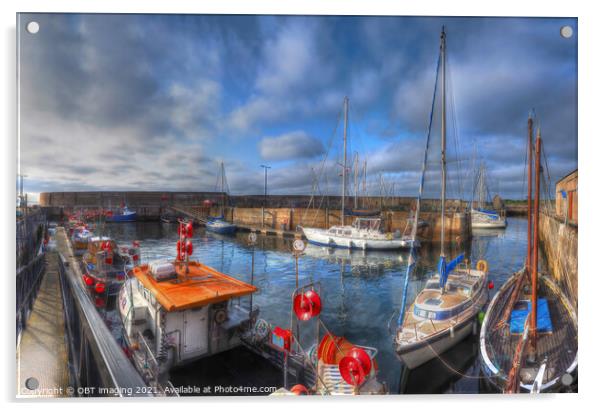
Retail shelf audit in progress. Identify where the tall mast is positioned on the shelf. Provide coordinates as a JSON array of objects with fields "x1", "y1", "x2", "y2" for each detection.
[
  {"x1": 529, "y1": 129, "x2": 542, "y2": 357},
  {"x1": 440, "y1": 27, "x2": 447, "y2": 256},
  {"x1": 342, "y1": 96, "x2": 349, "y2": 224},
  {"x1": 353, "y1": 152, "x2": 360, "y2": 208},
  {"x1": 526, "y1": 115, "x2": 533, "y2": 272}
]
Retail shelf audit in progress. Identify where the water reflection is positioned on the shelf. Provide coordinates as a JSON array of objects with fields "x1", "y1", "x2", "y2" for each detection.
[{"x1": 100, "y1": 217, "x2": 528, "y2": 394}]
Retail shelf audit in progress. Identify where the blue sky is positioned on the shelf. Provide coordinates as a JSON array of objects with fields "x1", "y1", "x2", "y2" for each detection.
[{"x1": 18, "y1": 14, "x2": 577, "y2": 199}]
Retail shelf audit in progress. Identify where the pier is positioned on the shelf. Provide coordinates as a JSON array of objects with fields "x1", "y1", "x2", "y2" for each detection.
[{"x1": 16, "y1": 220, "x2": 152, "y2": 397}]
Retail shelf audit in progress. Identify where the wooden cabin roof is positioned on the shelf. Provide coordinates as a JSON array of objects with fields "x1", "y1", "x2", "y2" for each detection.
[{"x1": 132, "y1": 261, "x2": 257, "y2": 312}]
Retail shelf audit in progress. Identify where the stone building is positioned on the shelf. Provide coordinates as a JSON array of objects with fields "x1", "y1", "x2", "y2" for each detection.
[{"x1": 555, "y1": 169, "x2": 578, "y2": 224}]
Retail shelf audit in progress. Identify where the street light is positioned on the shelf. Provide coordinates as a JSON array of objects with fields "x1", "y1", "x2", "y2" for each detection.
[{"x1": 260, "y1": 165, "x2": 271, "y2": 228}]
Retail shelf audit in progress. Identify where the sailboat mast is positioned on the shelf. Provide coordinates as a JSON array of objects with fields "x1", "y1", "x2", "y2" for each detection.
[
  {"x1": 440, "y1": 27, "x2": 447, "y2": 255},
  {"x1": 529, "y1": 129, "x2": 542, "y2": 355},
  {"x1": 353, "y1": 152, "x2": 359, "y2": 208},
  {"x1": 342, "y1": 96, "x2": 349, "y2": 224},
  {"x1": 526, "y1": 115, "x2": 533, "y2": 271}
]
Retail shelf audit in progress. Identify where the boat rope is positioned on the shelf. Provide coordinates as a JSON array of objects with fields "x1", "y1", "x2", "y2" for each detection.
[
  {"x1": 397, "y1": 49, "x2": 441, "y2": 327},
  {"x1": 422, "y1": 337, "x2": 489, "y2": 380},
  {"x1": 301, "y1": 107, "x2": 342, "y2": 226}
]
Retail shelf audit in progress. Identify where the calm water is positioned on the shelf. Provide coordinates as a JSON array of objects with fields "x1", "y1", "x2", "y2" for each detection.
[{"x1": 99, "y1": 217, "x2": 529, "y2": 394}]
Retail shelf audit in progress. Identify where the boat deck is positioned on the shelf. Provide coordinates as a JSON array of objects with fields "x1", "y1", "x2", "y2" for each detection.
[
  {"x1": 482, "y1": 273, "x2": 578, "y2": 387},
  {"x1": 17, "y1": 252, "x2": 70, "y2": 397}
]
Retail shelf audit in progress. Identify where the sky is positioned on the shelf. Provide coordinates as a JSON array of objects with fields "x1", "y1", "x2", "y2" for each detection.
[{"x1": 18, "y1": 14, "x2": 577, "y2": 200}]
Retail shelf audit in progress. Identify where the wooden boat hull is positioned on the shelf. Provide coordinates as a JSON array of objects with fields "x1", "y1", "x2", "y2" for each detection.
[
  {"x1": 396, "y1": 314, "x2": 477, "y2": 369},
  {"x1": 479, "y1": 271, "x2": 578, "y2": 392}
]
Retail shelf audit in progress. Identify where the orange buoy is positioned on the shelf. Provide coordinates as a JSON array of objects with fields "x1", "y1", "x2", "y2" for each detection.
[
  {"x1": 290, "y1": 384, "x2": 309, "y2": 395},
  {"x1": 339, "y1": 347, "x2": 372, "y2": 386},
  {"x1": 293, "y1": 289, "x2": 322, "y2": 321}
]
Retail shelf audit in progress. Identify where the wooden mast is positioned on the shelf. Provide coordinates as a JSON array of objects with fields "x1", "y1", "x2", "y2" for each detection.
[
  {"x1": 342, "y1": 96, "x2": 349, "y2": 225},
  {"x1": 526, "y1": 116, "x2": 533, "y2": 274},
  {"x1": 440, "y1": 26, "x2": 447, "y2": 256},
  {"x1": 529, "y1": 129, "x2": 542, "y2": 357}
]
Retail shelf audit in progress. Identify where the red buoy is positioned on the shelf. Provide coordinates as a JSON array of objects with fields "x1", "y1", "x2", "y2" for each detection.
[
  {"x1": 488, "y1": 280, "x2": 494, "y2": 290},
  {"x1": 186, "y1": 240, "x2": 193, "y2": 255},
  {"x1": 82, "y1": 274, "x2": 94, "y2": 287},
  {"x1": 94, "y1": 282, "x2": 106, "y2": 294},
  {"x1": 338, "y1": 347, "x2": 372, "y2": 386},
  {"x1": 186, "y1": 222, "x2": 194, "y2": 238},
  {"x1": 290, "y1": 384, "x2": 309, "y2": 395},
  {"x1": 293, "y1": 289, "x2": 322, "y2": 321}
]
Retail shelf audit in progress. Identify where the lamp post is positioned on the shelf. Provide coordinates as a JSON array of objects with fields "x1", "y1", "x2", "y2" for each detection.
[{"x1": 260, "y1": 165, "x2": 271, "y2": 227}]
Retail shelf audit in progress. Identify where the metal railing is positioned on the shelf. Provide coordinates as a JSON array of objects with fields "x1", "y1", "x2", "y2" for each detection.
[
  {"x1": 16, "y1": 253, "x2": 46, "y2": 342},
  {"x1": 57, "y1": 254, "x2": 152, "y2": 397}
]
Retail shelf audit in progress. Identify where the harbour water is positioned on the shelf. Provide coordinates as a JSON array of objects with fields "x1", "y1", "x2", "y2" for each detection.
[{"x1": 97, "y1": 217, "x2": 529, "y2": 394}]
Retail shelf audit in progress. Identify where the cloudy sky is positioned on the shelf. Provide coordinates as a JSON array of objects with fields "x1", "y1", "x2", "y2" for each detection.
[{"x1": 18, "y1": 14, "x2": 577, "y2": 200}]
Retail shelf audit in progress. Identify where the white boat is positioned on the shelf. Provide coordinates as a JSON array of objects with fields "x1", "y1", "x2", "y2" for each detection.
[
  {"x1": 395, "y1": 264, "x2": 489, "y2": 369},
  {"x1": 118, "y1": 225, "x2": 257, "y2": 384},
  {"x1": 471, "y1": 208, "x2": 507, "y2": 228},
  {"x1": 302, "y1": 217, "x2": 417, "y2": 250},
  {"x1": 300, "y1": 97, "x2": 412, "y2": 251},
  {"x1": 470, "y1": 163, "x2": 507, "y2": 228},
  {"x1": 205, "y1": 161, "x2": 237, "y2": 235},
  {"x1": 394, "y1": 27, "x2": 488, "y2": 369}
]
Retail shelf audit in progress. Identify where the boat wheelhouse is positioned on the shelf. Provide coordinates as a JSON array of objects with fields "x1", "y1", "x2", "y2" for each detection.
[
  {"x1": 118, "y1": 259, "x2": 257, "y2": 383},
  {"x1": 82, "y1": 236, "x2": 135, "y2": 295},
  {"x1": 71, "y1": 225, "x2": 92, "y2": 255}
]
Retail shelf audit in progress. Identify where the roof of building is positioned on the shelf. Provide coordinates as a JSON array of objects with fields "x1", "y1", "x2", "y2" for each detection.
[
  {"x1": 132, "y1": 261, "x2": 257, "y2": 311},
  {"x1": 556, "y1": 168, "x2": 578, "y2": 185}
]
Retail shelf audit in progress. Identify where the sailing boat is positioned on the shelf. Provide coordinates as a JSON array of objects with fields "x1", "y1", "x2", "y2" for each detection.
[
  {"x1": 471, "y1": 163, "x2": 507, "y2": 229},
  {"x1": 394, "y1": 27, "x2": 489, "y2": 369},
  {"x1": 206, "y1": 162, "x2": 237, "y2": 235},
  {"x1": 479, "y1": 117, "x2": 577, "y2": 393},
  {"x1": 300, "y1": 97, "x2": 415, "y2": 250}
]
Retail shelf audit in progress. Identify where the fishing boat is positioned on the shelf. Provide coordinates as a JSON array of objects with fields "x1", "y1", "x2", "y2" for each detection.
[
  {"x1": 70, "y1": 224, "x2": 93, "y2": 255},
  {"x1": 106, "y1": 205, "x2": 137, "y2": 222},
  {"x1": 300, "y1": 97, "x2": 414, "y2": 250},
  {"x1": 118, "y1": 221, "x2": 256, "y2": 385},
  {"x1": 394, "y1": 27, "x2": 489, "y2": 370},
  {"x1": 479, "y1": 117, "x2": 577, "y2": 393},
  {"x1": 244, "y1": 280, "x2": 386, "y2": 394},
  {"x1": 206, "y1": 162, "x2": 237, "y2": 235},
  {"x1": 82, "y1": 236, "x2": 139, "y2": 295}
]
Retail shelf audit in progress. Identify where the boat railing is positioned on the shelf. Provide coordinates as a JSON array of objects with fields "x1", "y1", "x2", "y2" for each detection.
[
  {"x1": 57, "y1": 253, "x2": 152, "y2": 397},
  {"x1": 136, "y1": 330, "x2": 160, "y2": 374}
]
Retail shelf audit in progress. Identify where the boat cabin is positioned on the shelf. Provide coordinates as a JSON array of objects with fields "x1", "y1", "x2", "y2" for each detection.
[{"x1": 119, "y1": 260, "x2": 257, "y2": 378}]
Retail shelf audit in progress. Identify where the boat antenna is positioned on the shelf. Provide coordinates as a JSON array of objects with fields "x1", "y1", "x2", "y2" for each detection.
[{"x1": 341, "y1": 96, "x2": 349, "y2": 225}]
